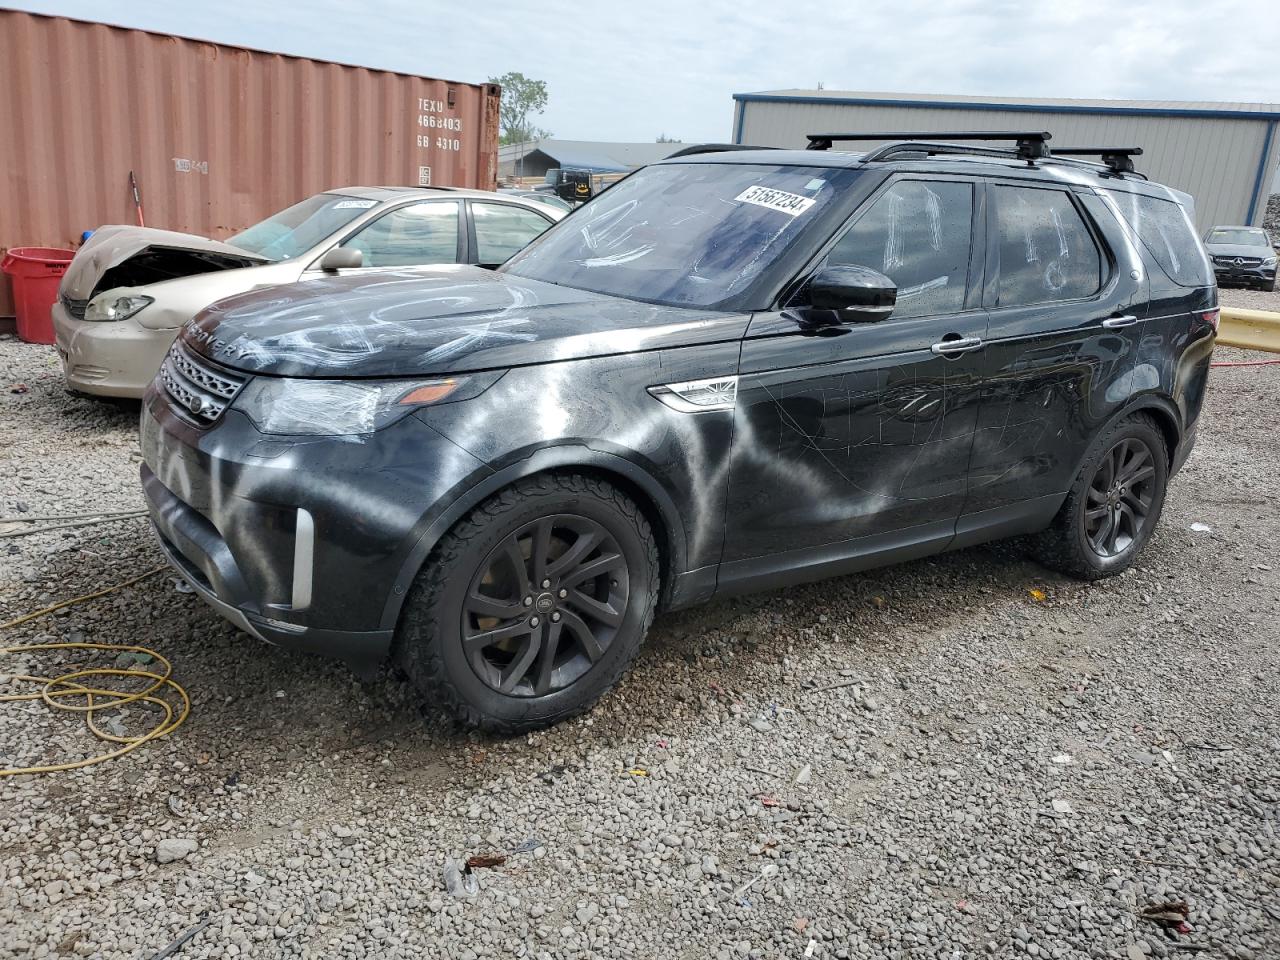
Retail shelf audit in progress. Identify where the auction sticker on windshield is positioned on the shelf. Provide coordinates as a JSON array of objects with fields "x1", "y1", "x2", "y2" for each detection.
[{"x1": 734, "y1": 185, "x2": 816, "y2": 217}]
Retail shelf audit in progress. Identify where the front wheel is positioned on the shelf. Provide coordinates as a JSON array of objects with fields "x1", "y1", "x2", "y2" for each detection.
[
  {"x1": 1031, "y1": 414, "x2": 1169, "y2": 580},
  {"x1": 396, "y1": 473, "x2": 659, "y2": 733}
]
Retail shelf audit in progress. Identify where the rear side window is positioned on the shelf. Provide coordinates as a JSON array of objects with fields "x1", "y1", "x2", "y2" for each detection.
[
  {"x1": 1104, "y1": 190, "x2": 1212, "y2": 288},
  {"x1": 828, "y1": 179, "x2": 974, "y2": 319},
  {"x1": 473, "y1": 202, "x2": 552, "y2": 266},
  {"x1": 995, "y1": 186, "x2": 1102, "y2": 307}
]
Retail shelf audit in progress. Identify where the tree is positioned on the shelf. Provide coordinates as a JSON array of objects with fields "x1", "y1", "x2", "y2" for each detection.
[
  {"x1": 655, "y1": 133, "x2": 681, "y2": 143},
  {"x1": 489, "y1": 72, "x2": 551, "y2": 146}
]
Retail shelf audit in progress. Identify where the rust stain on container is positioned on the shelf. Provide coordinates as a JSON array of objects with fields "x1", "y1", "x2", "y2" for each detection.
[{"x1": 0, "y1": 10, "x2": 501, "y2": 315}]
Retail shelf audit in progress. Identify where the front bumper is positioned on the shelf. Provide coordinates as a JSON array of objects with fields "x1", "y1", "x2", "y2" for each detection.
[
  {"x1": 1212, "y1": 263, "x2": 1276, "y2": 286},
  {"x1": 139, "y1": 377, "x2": 489, "y2": 676},
  {"x1": 52, "y1": 300, "x2": 175, "y2": 398}
]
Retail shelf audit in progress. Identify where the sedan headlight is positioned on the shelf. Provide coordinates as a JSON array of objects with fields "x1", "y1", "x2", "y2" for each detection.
[
  {"x1": 1264, "y1": 256, "x2": 1278, "y2": 268},
  {"x1": 85, "y1": 294, "x2": 153, "y2": 322},
  {"x1": 232, "y1": 372, "x2": 502, "y2": 436}
]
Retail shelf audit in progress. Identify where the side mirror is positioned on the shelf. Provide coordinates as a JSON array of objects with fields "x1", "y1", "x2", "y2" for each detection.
[
  {"x1": 319, "y1": 247, "x2": 363, "y2": 272},
  {"x1": 804, "y1": 264, "x2": 897, "y2": 324}
]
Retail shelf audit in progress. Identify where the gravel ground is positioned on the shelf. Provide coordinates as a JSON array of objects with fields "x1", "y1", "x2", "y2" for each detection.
[{"x1": 1, "y1": 289, "x2": 1278, "y2": 960}]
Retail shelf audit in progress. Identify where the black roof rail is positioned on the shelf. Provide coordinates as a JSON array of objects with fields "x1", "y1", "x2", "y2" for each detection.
[
  {"x1": 1051, "y1": 147, "x2": 1144, "y2": 176},
  {"x1": 806, "y1": 131, "x2": 1052, "y2": 162},
  {"x1": 861, "y1": 141, "x2": 1026, "y2": 164},
  {"x1": 664, "y1": 143, "x2": 777, "y2": 158}
]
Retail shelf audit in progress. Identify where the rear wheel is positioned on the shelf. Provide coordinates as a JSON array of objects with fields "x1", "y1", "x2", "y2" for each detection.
[
  {"x1": 1031, "y1": 414, "x2": 1168, "y2": 580},
  {"x1": 396, "y1": 473, "x2": 659, "y2": 733}
]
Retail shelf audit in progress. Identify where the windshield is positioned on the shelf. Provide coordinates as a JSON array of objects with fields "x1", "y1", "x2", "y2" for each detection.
[
  {"x1": 1206, "y1": 227, "x2": 1269, "y2": 246},
  {"x1": 227, "y1": 193, "x2": 378, "y2": 261},
  {"x1": 501, "y1": 163, "x2": 859, "y2": 308}
]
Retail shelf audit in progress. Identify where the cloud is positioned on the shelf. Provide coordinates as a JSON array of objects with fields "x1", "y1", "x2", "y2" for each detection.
[{"x1": 11, "y1": 0, "x2": 1280, "y2": 143}]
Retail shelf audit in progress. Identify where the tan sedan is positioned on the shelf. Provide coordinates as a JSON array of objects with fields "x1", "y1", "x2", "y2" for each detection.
[{"x1": 53, "y1": 186, "x2": 564, "y2": 398}]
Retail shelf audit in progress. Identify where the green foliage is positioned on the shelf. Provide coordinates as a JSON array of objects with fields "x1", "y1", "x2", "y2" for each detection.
[{"x1": 490, "y1": 72, "x2": 551, "y2": 145}]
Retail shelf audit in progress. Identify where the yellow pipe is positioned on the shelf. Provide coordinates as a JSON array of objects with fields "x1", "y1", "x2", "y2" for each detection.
[{"x1": 1218, "y1": 307, "x2": 1280, "y2": 354}]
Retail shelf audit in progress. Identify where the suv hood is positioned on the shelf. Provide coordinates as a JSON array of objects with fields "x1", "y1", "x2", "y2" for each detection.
[
  {"x1": 1204, "y1": 242, "x2": 1274, "y2": 258},
  {"x1": 61, "y1": 225, "x2": 268, "y2": 301},
  {"x1": 182, "y1": 266, "x2": 749, "y2": 377}
]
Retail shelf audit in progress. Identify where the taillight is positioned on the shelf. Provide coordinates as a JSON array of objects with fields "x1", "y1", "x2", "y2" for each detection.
[{"x1": 1200, "y1": 308, "x2": 1220, "y2": 333}]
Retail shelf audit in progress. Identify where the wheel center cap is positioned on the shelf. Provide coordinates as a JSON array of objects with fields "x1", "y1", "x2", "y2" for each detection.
[{"x1": 535, "y1": 592, "x2": 556, "y2": 614}]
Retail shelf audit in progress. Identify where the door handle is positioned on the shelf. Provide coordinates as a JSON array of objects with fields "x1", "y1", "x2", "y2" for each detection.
[
  {"x1": 930, "y1": 336, "x2": 984, "y2": 356},
  {"x1": 1102, "y1": 315, "x2": 1140, "y2": 329}
]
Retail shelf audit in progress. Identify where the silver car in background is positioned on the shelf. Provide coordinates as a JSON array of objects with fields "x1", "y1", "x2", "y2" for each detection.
[{"x1": 53, "y1": 186, "x2": 564, "y2": 398}]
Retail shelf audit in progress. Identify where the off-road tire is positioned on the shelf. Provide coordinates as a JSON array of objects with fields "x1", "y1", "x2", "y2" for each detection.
[
  {"x1": 396, "y1": 473, "x2": 659, "y2": 734},
  {"x1": 1030, "y1": 413, "x2": 1169, "y2": 581}
]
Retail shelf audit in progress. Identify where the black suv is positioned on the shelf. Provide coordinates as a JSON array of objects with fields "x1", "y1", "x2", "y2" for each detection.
[
  {"x1": 1203, "y1": 224, "x2": 1278, "y2": 291},
  {"x1": 140, "y1": 132, "x2": 1217, "y2": 732}
]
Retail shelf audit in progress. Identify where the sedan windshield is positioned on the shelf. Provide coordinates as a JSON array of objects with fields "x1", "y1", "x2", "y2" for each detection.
[
  {"x1": 1206, "y1": 228, "x2": 1269, "y2": 246},
  {"x1": 227, "y1": 193, "x2": 378, "y2": 261},
  {"x1": 501, "y1": 163, "x2": 859, "y2": 308}
]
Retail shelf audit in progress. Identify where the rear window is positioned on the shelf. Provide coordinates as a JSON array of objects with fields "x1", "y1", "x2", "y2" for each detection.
[{"x1": 1103, "y1": 190, "x2": 1212, "y2": 288}]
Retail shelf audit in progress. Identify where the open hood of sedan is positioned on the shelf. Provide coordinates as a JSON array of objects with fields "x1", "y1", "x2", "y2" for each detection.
[
  {"x1": 181, "y1": 265, "x2": 749, "y2": 377},
  {"x1": 61, "y1": 225, "x2": 268, "y2": 301}
]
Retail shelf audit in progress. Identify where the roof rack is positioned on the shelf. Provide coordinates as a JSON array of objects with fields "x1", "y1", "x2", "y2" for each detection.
[
  {"x1": 664, "y1": 143, "x2": 777, "y2": 158},
  {"x1": 1051, "y1": 147, "x2": 1143, "y2": 176},
  {"x1": 806, "y1": 131, "x2": 1052, "y2": 162}
]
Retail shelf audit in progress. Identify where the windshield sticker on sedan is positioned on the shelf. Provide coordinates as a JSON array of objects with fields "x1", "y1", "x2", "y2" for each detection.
[
  {"x1": 333, "y1": 200, "x2": 378, "y2": 209},
  {"x1": 734, "y1": 185, "x2": 816, "y2": 217}
]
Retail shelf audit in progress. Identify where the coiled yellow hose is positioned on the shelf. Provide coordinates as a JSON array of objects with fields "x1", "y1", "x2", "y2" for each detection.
[{"x1": 1, "y1": 565, "x2": 190, "y2": 776}]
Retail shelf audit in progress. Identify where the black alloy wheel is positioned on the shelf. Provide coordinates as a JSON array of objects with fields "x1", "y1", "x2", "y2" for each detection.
[
  {"x1": 1083, "y1": 437, "x2": 1156, "y2": 558},
  {"x1": 462, "y1": 515, "x2": 629, "y2": 697},
  {"x1": 1031, "y1": 413, "x2": 1169, "y2": 581},
  {"x1": 395, "y1": 473, "x2": 658, "y2": 733}
]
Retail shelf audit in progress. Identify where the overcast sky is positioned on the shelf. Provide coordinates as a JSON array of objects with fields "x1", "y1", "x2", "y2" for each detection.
[{"x1": 12, "y1": 0, "x2": 1280, "y2": 144}]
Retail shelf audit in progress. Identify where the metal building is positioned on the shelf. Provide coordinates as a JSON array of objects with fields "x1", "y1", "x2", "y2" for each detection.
[
  {"x1": 498, "y1": 140, "x2": 679, "y2": 179},
  {"x1": 731, "y1": 90, "x2": 1280, "y2": 230}
]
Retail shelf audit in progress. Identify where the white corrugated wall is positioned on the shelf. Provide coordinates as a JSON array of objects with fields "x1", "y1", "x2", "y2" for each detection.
[{"x1": 732, "y1": 97, "x2": 1280, "y2": 231}]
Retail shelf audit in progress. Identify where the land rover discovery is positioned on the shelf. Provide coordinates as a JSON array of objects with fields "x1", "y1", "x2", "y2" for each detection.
[{"x1": 140, "y1": 133, "x2": 1217, "y2": 732}]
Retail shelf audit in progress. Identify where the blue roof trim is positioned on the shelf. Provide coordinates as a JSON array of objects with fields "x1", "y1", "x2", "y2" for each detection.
[
  {"x1": 731, "y1": 92, "x2": 1280, "y2": 122},
  {"x1": 1246, "y1": 119, "x2": 1277, "y2": 224}
]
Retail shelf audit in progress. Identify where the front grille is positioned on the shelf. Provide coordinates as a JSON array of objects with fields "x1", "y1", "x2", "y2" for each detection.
[
  {"x1": 1214, "y1": 256, "x2": 1261, "y2": 267},
  {"x1": 61, "y1": 294, "x2": 89, "y2": 320},
  {"x1": 160, "y1": 344, "x2": 246, "y2": 424}
]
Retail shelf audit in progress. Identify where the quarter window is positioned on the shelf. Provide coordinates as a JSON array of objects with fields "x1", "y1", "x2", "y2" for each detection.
[
  {"x1": 996, "y1": 187, "x2": 1102, "y2": 306},
  {"x1": 1104, "y1": 190, "x2": 1213, "y2": 288},
  {"x1": 828, "y1": 180, "x2": 974, "y2": 319},
  {"x1": 341, "y1": 201, "x2": 460, "y2": 267},
  {"x1": 473, "y1": 202, "x2": 552, "y2": 266}
]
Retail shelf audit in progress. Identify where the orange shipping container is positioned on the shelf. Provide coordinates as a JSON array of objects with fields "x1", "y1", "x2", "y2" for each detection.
[{"x1": 0, "y1": 10, "x2": 502, "y2": 316}]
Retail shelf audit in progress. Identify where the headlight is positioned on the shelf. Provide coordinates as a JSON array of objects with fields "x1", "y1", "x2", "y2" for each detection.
[
  {"x1": 85, "y1": 294, "x2": 153, "y2": 322},
  {"x1": 232, "y1": 373, "x2": 502, "y2": 436},
  {"x1": 1264, "y1": 256, "x2": 1278, "y2": 268}
]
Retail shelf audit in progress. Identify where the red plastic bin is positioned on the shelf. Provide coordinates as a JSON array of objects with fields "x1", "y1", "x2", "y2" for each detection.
[{"x1": 2, "y1": 246, "x2": 76, "y2": 345}]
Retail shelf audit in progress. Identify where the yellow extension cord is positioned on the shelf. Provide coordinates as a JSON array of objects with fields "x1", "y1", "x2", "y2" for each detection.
[{"x1": 1, "y1": 565, "x2": 191, "y2": 776}]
